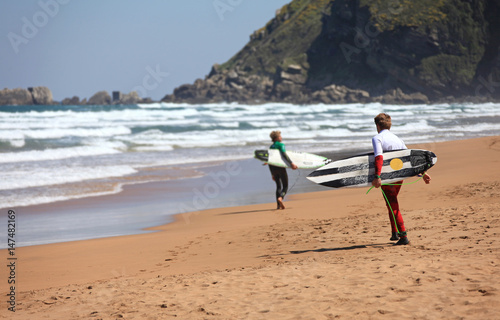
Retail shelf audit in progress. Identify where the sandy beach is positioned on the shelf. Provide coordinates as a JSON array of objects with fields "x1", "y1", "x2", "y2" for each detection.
[{"x1": 2, "y1": 136, "x2": 500, "y2": 319}]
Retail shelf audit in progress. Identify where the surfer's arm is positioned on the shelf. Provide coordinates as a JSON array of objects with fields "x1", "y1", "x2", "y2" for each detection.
[
  {"x1": 281, "y1": 150, "x2": 292, "y2": 164},
  {"x1": 281, "y1": 151, "x2": 298, "y2": 170},
  {"x1": 417, "y1": 171, "x2": 431, "y2": 184},
  {"x1": 371, "y1": 136, "x2": 384, "y2": 187},
  {"x1": 374, "y1": 155, "x2": 383, "y2": 176},
  {"x1": 423, "y1": 172, "x2": 431, "y2": 184},
  {"x1": 372, "y1": 155, "x2": 383, "y2": 188},
  {"x1": 277, "y1": 144, "x2": 298, "y2": 170}
]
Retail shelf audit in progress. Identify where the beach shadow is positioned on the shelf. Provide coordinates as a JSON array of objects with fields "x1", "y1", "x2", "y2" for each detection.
[
  {"x1": 220, "y1": 209, "x2": 273, "y2": 215},
  {"x1": 258, "y1": 243, "x2": 390, "y2": 259},
  {"x1": 290, "y1": 243, "x2": 391, "y2": 254},
  {"x1": 289, "y1": 245, "x2": 368, "y2": 254}
]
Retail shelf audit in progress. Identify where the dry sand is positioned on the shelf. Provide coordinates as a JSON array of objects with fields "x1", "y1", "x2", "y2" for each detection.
[{"x1": 1, "y1": 136, "x2": 500, "y2": 319}]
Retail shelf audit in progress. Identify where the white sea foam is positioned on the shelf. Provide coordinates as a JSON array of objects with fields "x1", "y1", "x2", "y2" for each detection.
[
  {"x1": 0, "y1": 126, "x2": 131, "y2": 140},
  {"x1": 137, "y1": 102, "x2": 164, "y2": 109},
  {"x1": 1, "y1": 101, "x2": 499, "y2": 209},
  {"x1": 0, "y1": 145, "x2": 124, "y2": 163},
  {"x1": 0, "y1": 184, "x2": 125, "y2": 210},
  {"x1": 0, "y1": 165, "x2": 137, "y2": 190}
]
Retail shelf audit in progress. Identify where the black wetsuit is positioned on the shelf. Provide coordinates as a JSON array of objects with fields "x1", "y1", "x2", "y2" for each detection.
[{"x1": 269, "y1": 141, "x2": 291, "y2": 208}]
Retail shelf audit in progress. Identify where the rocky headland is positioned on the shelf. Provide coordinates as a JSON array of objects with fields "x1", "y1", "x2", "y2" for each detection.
[{"x1": 163, "y1": 0, "x2": 500, "y2": 105}]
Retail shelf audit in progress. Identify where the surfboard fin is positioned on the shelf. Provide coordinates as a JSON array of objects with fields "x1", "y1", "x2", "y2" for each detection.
[{"x1": 254, "y1": 150, "x2": 269, "y2": 162}]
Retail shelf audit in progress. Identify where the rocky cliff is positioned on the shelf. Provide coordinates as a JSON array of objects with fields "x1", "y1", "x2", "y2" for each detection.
[{"x1": 162, "y1": 0, "x2": 500, "y2": 104}]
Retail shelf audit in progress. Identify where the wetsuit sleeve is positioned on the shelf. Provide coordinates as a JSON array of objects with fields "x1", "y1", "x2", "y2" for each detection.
[
  {"x1": 276, "y1": 142, "x2": 293, "y2": 165},
  {"x1": 374, "y1": 155, "x2": 383, "y2": 176},
  {"x1": 282, "y1": 152, "x2": 293, "y2": 165}
]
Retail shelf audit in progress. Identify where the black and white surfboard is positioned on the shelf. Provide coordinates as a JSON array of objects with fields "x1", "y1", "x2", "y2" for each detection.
[{"x1": 307, "y1": 149, "x2": 437, "y2": 188}]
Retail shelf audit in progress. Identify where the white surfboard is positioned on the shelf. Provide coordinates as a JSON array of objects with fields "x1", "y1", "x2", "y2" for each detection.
[
  {"x1": 254, "y1": 149, "x2": 330, "y2": 169},
  {"x1": 307, "y1": 149, "x2": 437, "y2": 188}
]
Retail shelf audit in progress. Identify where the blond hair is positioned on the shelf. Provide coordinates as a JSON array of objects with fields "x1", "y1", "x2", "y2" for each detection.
[
  {"x1": 270, "y1": 130, "x2": 281, "y2": 142},
  {"x1": 374, "y1": 113, "x2": 392, "y2": 130}
]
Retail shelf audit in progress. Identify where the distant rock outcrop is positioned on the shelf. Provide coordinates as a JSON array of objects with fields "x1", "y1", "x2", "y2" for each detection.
[
  {"x1": 0, "y1": 88, "x2": 152, "y2": 106},
  {"x1": 61, "y1": 96, "x2": 81, "y2": 105},
  {"x1": 87, "y1": 91, "x2": 112, "y2": 105},
  {"x1": 0, "y1": 86, "x2": 54, "y2": 105},
  {"x1": 0, "y1": 88, "x2": 34, "y2": 105},
  {"x1": 114, "y1": 91, "x2": 142, "y2": 105},
  {"x1": 28, "y1": 87, "x2": 53, "y2": 105},
  {"x1": 59, "y1": 91, "x2": 151, "y2": 106}
]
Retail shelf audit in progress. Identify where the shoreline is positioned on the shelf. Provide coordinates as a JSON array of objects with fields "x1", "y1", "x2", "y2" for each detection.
[
  {"x1": 2, "y1": 153, "x2": 330, "y2": 249},
  {"x1": 1, "y1": 136, "x2": 500, "y2": 318}
]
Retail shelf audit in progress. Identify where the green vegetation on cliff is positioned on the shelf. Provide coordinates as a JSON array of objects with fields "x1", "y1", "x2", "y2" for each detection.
[
  {"x1": 362, "y1": 0, "x2": 488, "y2": 90},
  {"x1": 221, "y1": 0, "x2": 331, "y2": 76},
  {"x1": 360, "y1": 0, "x2": 448, "y2": 31}
]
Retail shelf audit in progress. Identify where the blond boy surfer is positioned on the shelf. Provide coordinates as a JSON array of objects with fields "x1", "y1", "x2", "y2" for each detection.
[
  {"x1": 268, "y1": 131, "x2": 298, "y2": 209},
  {"x1": 372, "y1": 113, "x2": 431, "y2": 245}
]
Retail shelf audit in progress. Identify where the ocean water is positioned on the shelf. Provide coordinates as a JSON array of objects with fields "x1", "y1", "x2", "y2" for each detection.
[{"x1": 2, "y1": 102, "x2": 500, "y2": 211}]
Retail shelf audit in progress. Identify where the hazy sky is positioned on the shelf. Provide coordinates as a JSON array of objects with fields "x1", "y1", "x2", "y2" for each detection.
[{"x1": 1, "y1": 0, "x2": 291, "y2": 101}]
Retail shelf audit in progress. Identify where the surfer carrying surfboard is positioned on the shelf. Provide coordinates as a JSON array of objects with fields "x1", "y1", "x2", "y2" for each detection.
[
  {"x1": 268, "y1": 131, "x2": 298, "y2": 209},
  {"x1": 372, "y1": 113, "x2": 431, "y2": 245}
]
